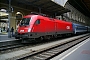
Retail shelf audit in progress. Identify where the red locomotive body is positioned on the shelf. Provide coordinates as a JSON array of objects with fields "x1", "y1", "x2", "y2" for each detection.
[
  {"x1": 15, "y1": 14, "x2": 73, "y2": 40},
  {"x1": 55, "y1": 19, "x2": 73, "y2": 34}
]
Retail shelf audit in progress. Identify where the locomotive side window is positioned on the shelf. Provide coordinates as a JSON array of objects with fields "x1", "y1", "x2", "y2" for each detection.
[
  {"x1": 35, "y1": 20, "x2": 40, "y2": 24},
  {"x1": 20, "y1": 18, "x2": 31, "y2": 25}
]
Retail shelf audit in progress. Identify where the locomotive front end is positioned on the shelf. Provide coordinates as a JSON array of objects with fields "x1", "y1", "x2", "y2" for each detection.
[{"x1": 15, "y1": 17, "x2": 32, "y2": 39}]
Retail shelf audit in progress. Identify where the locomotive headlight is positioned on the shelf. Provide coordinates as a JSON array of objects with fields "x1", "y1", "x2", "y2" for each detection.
[{"x1": 28, "y1": 28, "x2": 31, "y2": 32}]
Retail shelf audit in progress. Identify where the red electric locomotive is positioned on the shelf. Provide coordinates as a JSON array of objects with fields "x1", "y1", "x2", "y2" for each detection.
[{"x1": 15, "y1": 13, "x2": 73, "y2": 41}]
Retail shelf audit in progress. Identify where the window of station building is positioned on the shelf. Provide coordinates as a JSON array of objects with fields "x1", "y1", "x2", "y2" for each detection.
[
  {"x1": 79, "y1": 16, "x2": 81, "y2": 22},
  {"x1": 83, "y1": 20, "x2": 85, "y2": 23},
  {"x1": 70, "y1": 13, "x2": 72, "y2": 19},
  {"x1": 78, "y1": 17, "x2": 80, "y2": 22},
  {"x1": 82, "y1": 18, "x2": 83, "y2": 23},
  {"x1": 80, "y1": 19, "x2": 82, "y2": 22},
  {"x1": 63, "y1": 13, "x2": 67, "y2": 16},
  {"x1": 0, "y1": 8, "x2": 8, "y2": 32},
  {"x1": 84, "y1": 19, "x2": 85, "y2": 23},
  {"x1": 56, "y1": 17, "x2": 60, "y2": 20},
  {"x1": 69, "y1": 12, "x2": 71, "y2": 19},
  {"x1": 56, "y1": 17, "x2": 59, "y2": 20},
  {"x1": 80, "y1": 17, "x2": 82, "y2": 22},
  {"x1": 56, "y1": 15, "x2": 63, "y2": 20},
  {"x1": 67, "y1": 12, "x2": 69, "y2": 17},
  {"x1": 16, "y1": 12, "x2": 23, "y2": 20},
  {"x1": 72, "y1": 12, "x2": 74, "y2": 20},
  {"x1": 75, "y1": 15, "x2": 77, "y2": 21},
  {"x1": 15, "y1": 11, "x2": 23, "y2": 29},
  {"x1": 78, "y1": 15, "x2": 80, "y2": 22},
  {"x1": 74, "y1": 13, "x2": 76, "y2": 20},
  {"x1": 75, "y1": 13, "x2": 78, "y2": 20}
]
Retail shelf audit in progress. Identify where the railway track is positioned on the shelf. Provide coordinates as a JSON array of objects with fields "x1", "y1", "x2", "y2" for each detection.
[
  {"x1": 0, "y1": 34, "x2": 75, "y2": 54},
  {"x1": 13, "y1": 34, "x2": 90, "y2": 60},
  {"x1": 0, "y1": 43, "x2": 25, "y2": 54},
  {"x1": 0, "y1": 42, "x2": 41, "y2": 54}
]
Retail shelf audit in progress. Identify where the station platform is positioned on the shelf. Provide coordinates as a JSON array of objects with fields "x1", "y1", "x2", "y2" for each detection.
[
  {"x1": 0, "y1": 32, "x2": 16, "y2": 42},
  {"x1": 51, "y1": 37, "x2": 90, "y2": 60}
]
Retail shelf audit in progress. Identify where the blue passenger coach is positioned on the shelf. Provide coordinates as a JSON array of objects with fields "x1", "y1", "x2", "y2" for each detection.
[
  {"x1": 72, "y1": 23, "x2": 87, "y2": 34},
  {"x1": 87, "y1": 26, "x2": 90, "y2": 33}
]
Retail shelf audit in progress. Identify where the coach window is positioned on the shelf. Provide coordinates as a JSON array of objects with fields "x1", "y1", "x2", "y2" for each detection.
[{"x1": 35, "y1": 20, "x2": 40, "y2": 24}]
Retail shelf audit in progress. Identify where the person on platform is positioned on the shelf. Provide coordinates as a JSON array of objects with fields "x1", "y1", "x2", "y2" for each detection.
[{"x1": 11, "y1": 27, "x2": 14, "y2": 37}]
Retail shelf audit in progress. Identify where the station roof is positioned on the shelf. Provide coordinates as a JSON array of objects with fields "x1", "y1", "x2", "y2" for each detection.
[
  {"x1": 1, "y1": 0, "x2": 90, "y2": 17},
  {"x1": 68, "y1": 0, "x2": 90, "y2": 17},
  {"x1": 16, "y1": 0, "x2": 70, "y2": 16}
]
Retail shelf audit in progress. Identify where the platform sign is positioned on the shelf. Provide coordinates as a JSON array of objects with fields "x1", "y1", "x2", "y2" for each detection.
[{"x1": 52, "y1": 0, "x2": 68, "y2": 7}]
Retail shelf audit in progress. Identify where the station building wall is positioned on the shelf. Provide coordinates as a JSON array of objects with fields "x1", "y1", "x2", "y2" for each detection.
[
  {"x1": 56, "y1": 2, "x2": 90, "y2": 26},
  {"x1": 0, "y1": 3, "x2": 33, "y2": 32},
  {"x1": 63, "y1": 2, "x2": 90, "y2": 26}
]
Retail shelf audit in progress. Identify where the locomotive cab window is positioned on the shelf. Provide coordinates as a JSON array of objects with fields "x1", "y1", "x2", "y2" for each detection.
[
  {"x1": 20, "y1": 18, "x2": 31, "y2": 26},
  {"x1": 35, "y1": 20, "x2": 40, "y2": 24}
]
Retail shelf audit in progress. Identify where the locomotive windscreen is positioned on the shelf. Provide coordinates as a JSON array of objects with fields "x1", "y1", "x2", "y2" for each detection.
[{"x1": 20, "y1": 18, "x2": 31, "y2": 26}]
